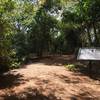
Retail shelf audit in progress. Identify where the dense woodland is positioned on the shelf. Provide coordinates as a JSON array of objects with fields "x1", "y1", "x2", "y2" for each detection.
[{"x1": 0, "y1": 0, "x2": 100, "y2": 72}]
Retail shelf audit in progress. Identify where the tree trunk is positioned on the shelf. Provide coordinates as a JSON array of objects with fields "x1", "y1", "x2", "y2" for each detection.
[
  {"x1": 87, "y1": 27, "x2": 92, "y2": 46},
  {"x1": 92, "y1": 22, "x2": 98, "y2": 46}
]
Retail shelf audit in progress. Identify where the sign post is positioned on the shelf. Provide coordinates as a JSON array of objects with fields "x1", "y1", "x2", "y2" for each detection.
[{"x1": 88, "y1": 60, "x2": 92, "y2": 71}]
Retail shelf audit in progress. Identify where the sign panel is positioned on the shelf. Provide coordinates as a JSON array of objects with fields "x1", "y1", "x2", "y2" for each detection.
[{"x1": 77, "y1": 48, "x2": 100, "y2": 60}]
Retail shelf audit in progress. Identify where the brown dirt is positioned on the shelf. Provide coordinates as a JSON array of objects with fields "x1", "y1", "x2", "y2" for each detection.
[{"x1": 0, "y1": 55, "x2": 100, "y2": 100}]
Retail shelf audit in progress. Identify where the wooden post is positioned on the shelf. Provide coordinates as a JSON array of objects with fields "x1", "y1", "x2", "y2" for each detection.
[{"x1": 88, "y1": 61, "x2": 92, "y2": 72}]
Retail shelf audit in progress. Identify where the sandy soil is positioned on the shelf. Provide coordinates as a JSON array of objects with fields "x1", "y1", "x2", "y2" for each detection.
[{"x1": 0, "y1": 55, "x2": 100, "y2": 100}]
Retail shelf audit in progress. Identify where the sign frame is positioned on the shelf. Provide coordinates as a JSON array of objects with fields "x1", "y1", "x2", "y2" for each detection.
[{"x1": 77, "y1": 47, "x2": 100, "y2": 61}]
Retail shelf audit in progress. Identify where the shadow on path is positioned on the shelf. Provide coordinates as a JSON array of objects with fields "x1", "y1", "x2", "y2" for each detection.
[
  {"x1": 74, "y1": 61, "x2": 100, "y2": 80},
  {"x1": 2, "y1": 88, "x2": 60, "y2": 100},
  {"x1": 39, "y1": 55, "x2": 75, "y2": 66},
  {"x1": 0, "y1": 72, "x2": 24, "y2": 89}
]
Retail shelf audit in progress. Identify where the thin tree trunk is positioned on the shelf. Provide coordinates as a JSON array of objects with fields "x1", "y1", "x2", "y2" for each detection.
[
  {"x1": 92, "y1": 22, "x2": 98, "y2": 46},
  {"x1": 87, "y1": 27, "x2": 92, "y2": 46}
]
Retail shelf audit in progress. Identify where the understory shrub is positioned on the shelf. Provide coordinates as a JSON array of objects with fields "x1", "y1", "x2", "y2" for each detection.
[{"x1": 65, "y1": 64, "x2": 76, "y2": 71}]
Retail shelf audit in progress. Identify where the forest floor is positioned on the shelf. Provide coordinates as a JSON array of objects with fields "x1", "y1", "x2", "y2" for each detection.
[{"x1": 0, "y1": 55, "x2": 100, "y2": 100}]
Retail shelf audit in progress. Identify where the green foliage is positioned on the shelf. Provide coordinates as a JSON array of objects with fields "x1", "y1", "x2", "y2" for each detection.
[
  {"x1": 28, "y1": 6, "x2": 58, "y2": 56},
  {"x1": 65, "y1": 64, "x2": 76, "y2": 71},
  {"x1": 0, "y1": 0, "x2": 15, "y2": 72}
]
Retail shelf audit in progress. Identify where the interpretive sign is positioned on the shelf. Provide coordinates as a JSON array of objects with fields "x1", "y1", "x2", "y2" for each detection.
[{"x1": 77, "y1": 48, "x2": 100, "y2": 60}]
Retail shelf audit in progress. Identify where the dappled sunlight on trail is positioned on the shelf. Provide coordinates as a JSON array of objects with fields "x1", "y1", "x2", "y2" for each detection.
[{"x1": 0, "y1": 56, "x2": 100, "y2": 100}]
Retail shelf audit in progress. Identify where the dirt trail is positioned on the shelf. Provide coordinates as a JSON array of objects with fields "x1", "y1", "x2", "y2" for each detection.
[{"x1": 0, "y1": 56, "x2": 100, "y2": 100}]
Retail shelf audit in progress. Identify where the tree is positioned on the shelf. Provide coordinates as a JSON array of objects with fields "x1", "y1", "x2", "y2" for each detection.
[
  {"x1": 0, "y1": 0, "x2": 16, "y2": 71},
  {"x1": 62, "y1": 0, "x2": 100, "y2": 47},
  {"x1": 75, "y1": 0, "x2": 100, "y2": 46},
  {"x1": 28, "y1": 6, "x2": 58, "y2": 57}
]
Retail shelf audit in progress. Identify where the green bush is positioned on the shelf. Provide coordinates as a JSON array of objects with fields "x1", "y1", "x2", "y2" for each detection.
[
  {"x1": 65, "y1": 64, "x2": 76, "y2": 71},
  {"x1": 9, "y1": 50, "x2": 21, "y2": 69},
  {"x1": 10, "y1": 61, "x2": 21, "y2": 69}
]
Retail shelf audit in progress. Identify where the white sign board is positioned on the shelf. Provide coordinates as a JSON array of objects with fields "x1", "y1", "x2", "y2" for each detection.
[{"x1": 77, "y1": 48, "x2": 100, "y2": 60}]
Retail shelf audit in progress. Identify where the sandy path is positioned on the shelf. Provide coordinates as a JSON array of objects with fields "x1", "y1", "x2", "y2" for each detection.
[{"x1": 0, "y1": 57, "x2": 100, "y2": 100}]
